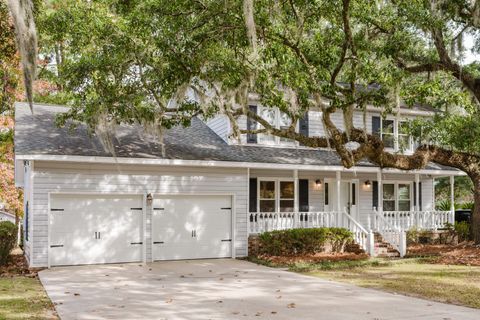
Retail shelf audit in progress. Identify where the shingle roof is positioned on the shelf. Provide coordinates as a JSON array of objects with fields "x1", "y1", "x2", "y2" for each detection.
[{"x1": 14, "y1": 102, "x2": 455, "y2": 171}]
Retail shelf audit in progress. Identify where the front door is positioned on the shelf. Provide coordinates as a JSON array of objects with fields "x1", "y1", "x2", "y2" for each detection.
[{"x1": 327, "y1": 180, "x2": 358, "y2": 219}]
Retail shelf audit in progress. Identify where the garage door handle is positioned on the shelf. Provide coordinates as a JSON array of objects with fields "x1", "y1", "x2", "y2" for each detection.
[
  {"x1": 153, "y1": 208, "x2": 164, "y2": 211},
  {"x1": 130, "y1": 207, "x2": 143, "y2": 210},
  {"x1": 221, "y1": 207, "x2": 231, "y2": 210},
  {"x1": 50, "y1": 244, "x2": 64, "y2": 248},
  {"x1": 221, "y1": 239, "x2": 232, "y2": 242},
  {"x1": 130, "y1": 242, "x2": 143, "y2": 245},
  {"x1": 153, "y1": 241, "x2": 164, "y2": 244}
]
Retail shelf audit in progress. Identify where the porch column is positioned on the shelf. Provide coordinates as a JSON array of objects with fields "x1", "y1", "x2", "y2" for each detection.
[
  {"x1": 377, "y1": 170, "x2": 383, "y2": 215},
  {"x1": 336, "y1": 171, "x2": 342, "y2": 227},
  {"x1": 336, "y1": 171, "x2": 341, "y2": 212},
  {"x1": 450, "y1": 175, "x2": 455, "y2": 223},
  {"x1": 293, "y1": 169, "x2": 299, "y2": 212}
]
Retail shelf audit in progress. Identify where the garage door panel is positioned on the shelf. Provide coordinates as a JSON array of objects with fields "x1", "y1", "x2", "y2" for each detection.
[
  {"x1": 153, "y1": 195, "x2": 232, "y2": 261},
  {"x1": 50, "y1": 194, "x2": 143, "y2": 266}
]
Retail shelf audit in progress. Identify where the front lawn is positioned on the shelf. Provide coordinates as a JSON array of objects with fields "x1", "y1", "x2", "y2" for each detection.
[
  {"x1": 0, "y1": 276, "x2": 57, "y2": 320},
  {"x1": 0, "y1": 249, "x2": 57, "y2": 320},
  {"x1": 306, "y1": 258, "x2": 480, "y2": 309}
]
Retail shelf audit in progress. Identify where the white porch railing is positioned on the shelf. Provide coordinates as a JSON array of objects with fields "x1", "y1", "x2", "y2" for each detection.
[
  {"x1": 369, "y1": 210, "x2": 406, "y2": 257},
  {"x1": 248, "y1": 211, "x2": 374, "y2": 255},
  {"x1": 369, "y1": 210, "x2": 454, "y2": 232}
]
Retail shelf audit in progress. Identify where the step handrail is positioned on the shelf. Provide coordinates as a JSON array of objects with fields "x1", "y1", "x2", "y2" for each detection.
[
  {"x1": 340, "y1": 210, "x2": 374, "y2": 256},
  {"x1": 371, "y1": 209, "x2": 406, "y2": 257}
]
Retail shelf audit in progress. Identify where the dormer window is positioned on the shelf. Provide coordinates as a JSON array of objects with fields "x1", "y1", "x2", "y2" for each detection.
[
  {"x1": 257, "y1": 107, "x2": 295, "y2": 146},
  {"x1": 374, "y1": 116, "x2": 413, "y2": 152}
]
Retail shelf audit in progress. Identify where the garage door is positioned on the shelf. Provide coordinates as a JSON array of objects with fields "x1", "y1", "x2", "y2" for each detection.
[
  {"x1": 152, "y1": 195, "x2": 232, "y2": 260},
  {"x1": 49, "y1": 194, "x2": 143, "y2": 266}
]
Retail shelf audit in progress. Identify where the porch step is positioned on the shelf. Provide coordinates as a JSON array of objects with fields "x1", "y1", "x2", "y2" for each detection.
[
  {"x1": 345, "y1": 242, "x2": 365, "y2": 254},
  {"x1": 373, "y1": 232, "x2": 400, "y2": 258}
]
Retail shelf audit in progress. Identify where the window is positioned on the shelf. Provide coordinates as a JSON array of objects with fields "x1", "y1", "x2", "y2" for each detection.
[
  {"x1": 257, "y1": 107, "x2": 296, "y2": 145},
  {"x1": 258, "y1": 179, "x2": 295, "y2": 212},
  {"x1": 382, "y1": 183, "x2": 412, "y2": 211},
  {"x1": 383, "y1": 184, "x2": 395, "y2": 211},
  {"x1": 259, "y1": 181, "x2": 276, "y2": 212},
  {"x1": 280, "y1": 181, "x2": 294, "y2": 212},
  {"x1": 398, "y1": 121, "x2": 412, "y2": 151},
  {"x1": 380, "y1": 119, "x2": 413, "y2": 152},
  {"x1": 398, "y1": 184, "x2": 411, "y2": 211},
  {"x1": 381, "y1": 120, "x2": 395, "y2": 148}
]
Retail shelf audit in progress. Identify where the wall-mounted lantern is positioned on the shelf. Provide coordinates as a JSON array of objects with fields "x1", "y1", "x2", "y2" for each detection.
[
  {"x1": 315, "y1": 179, "x2": 322, "y2": 187},
  {"x1": 364, "y1": 180, "x2": 371, "y2": 188},
  {"x1": 146, "y1": 193, "x2": 153, "y2": 206}
]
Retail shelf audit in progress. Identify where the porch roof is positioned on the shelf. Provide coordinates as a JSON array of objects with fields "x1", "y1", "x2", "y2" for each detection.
[{"x1": 15, "y1": 102, "x2": 459, "y2": 174}]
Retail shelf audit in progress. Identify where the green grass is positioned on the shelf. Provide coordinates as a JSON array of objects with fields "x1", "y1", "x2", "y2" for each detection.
[
  {"x1": 0, "y1": 276, "x2": 57, "y2": 320},
  {"x1": 306, "y1": 258, "x2": 480, "y2": 309}
]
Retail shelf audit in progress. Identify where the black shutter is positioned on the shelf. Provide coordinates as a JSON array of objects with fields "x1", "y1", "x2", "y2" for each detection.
[
  {"x1": 324, "y1": 183, "x2": 329, "y2": 205},
  {"x1": 413, "y1": 182, "x2": 417, "y2": 207},
  {"x1": 372, "y1": 181, "x2": 378, "y2": 210},
  {"x1": 249, "y1": 178, "x2": 257, "y2": 212},
  {"x1": 299, "y1": 179, "x2": 309, "y2": 212},
  {"x1": 247, "y1": 105, "x2": 257, "y2": 143},
  {"x1": 351, "y1": 183, "x2": 356, "y2": 205},
  {"x1": 299, "y1": 113, "x2": 309, "y2": 146},
  {"x1": 419, "y1": 182, "x2": 422, "y2": 211},
  {"x1": 372, "y1": 116, "x2": 381, "y2": 137}
]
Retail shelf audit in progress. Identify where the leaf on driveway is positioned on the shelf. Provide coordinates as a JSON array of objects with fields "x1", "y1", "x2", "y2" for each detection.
[
  {"x1": 255, "y1": 312, "x2": 262, "y2": 316},
  {"x1": 271, "y1": 311, "x2": 277, "y2": 314},
  {"x1": 287, "y1": 303, "x2": 296, "y2": 308},
  {"x1": 74, "y1": 293, "x2": 80, "y2": 296},
  {"x1": 165, "y1": 298, "x2": 173, "y2": 304}
]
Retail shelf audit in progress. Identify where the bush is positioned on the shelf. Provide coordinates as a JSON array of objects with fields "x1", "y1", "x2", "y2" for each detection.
[
  {"x1": 257, "y1": 228, "x2": 353, "y2": 256},
  {"x1": 0, "y1": 221, "x2": 17, "y2": 265},
  {"x1": 455, "y1": 221, "x2": 471, "y2": 242}
]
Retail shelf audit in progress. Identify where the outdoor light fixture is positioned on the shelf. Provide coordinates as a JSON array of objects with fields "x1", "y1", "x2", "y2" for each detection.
[
  {"x1": 315, "y1": 179, "x2": 322, "y2": 187},
  {"x1": 146, "y1": 193, "x2": 153, "y2": 205},
  {"x1": 364, "y1": 180, "x2": 371, "y2": 187}
]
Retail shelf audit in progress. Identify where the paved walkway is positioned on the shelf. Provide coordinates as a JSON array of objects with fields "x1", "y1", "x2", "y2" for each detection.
[{"x1": 39, "y1": 259, "x2": 480, "y2": 320}]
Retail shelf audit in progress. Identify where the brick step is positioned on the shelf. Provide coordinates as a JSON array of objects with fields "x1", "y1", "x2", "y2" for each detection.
[{"x1": 373, "y1": 232, "x2": 400, "y2": 258}]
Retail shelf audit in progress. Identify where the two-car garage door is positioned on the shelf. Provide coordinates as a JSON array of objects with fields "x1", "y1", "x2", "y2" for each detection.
[{"x1": 49, "y1": 194, "x2": 232, "y2": 266}]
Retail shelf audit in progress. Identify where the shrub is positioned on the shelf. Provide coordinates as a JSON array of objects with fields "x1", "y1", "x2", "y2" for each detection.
[
  {"x1": 455, "y1": 221, "x2": 471, "y2": 242},
  {"x1": 0, "y1": 221, "x2": 17, "y2": 265},
  {"x1": 257, "y1": 228, "x2": 353, "y2": 256}
]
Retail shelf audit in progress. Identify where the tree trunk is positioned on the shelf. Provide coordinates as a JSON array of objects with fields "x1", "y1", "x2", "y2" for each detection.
[{"x1": 472, "y1": 175, "x2": 480, "y2": 243}]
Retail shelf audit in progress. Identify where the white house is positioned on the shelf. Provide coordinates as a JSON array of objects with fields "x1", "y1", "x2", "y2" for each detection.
[{"x1": 14, "y1": 101, "x2": 462, "y2": 267}]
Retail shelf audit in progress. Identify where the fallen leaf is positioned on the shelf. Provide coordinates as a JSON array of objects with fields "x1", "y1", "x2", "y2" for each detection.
[
  {"x1": 165, "y1": 298, "x2": 173, "y2": 304},
  {"x1": 271, "y1": 311, "x2": 277, "y2": 314},
  {"x1": 287, "y1": 303, "x2": 296, "y2": 308},
  {"x1": 74, "y1": 293, "x2": 80, "y2": 296},
  {"x1": 255, "y1": 312, "x2": 262, "y2": 316}
]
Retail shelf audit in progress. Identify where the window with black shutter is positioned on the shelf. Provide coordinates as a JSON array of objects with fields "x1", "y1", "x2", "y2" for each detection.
[{"x1": 249, "y1": 178, "x2": 257, "y2": 212}]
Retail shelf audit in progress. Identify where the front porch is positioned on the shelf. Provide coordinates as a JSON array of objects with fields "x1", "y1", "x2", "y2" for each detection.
[{"x1": 247, "y1": 167, "x2": 460, "y2": 257}]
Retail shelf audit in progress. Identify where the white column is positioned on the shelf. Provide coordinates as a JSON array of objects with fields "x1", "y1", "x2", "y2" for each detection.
[
  {"x1": 450, "y1": 175, "x2": 455, "y2": 218},
  {"x1": 377, "y1": 170, "x2": 383, "y2": 215},
  {"x1": 293, "y1": 169, "x2": 299, "y2": 212},
  {"x1": 415, "y1": 173, "x2": 420, "y2": 211},
  {"x1": 336, "y1": 171, "x2": 341, "y2": 212}
]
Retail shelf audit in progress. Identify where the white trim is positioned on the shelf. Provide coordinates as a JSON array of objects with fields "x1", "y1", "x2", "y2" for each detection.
[
  {"x1": 142, "y1": 193, "x2": 147, "y2": 264},
  {"x1": 381, "y1": 180, "x2": 413, "y2": 212},
  {"x1": 16, "y1": 154, "x2": 466, "y2": 176},
  {"x1": 257, "y1": 177, "x2": 295, "y2": 213}
]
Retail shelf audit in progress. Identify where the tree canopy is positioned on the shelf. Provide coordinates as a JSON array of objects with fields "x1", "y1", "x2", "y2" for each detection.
[{"x1": 24, "y1": 0, "x2": 480, "y2": 241}]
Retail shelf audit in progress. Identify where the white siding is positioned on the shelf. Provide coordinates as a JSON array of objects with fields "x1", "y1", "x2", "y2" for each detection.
[
  {"x1": 421, "y1": 178, "x2": 435, "y2": 211},
  {"x1": 30, "y1": 162, "x2": 248, "y2": 267},
  {"x1": 205, "y1": 114, "x2": 230, "y2": 142}
]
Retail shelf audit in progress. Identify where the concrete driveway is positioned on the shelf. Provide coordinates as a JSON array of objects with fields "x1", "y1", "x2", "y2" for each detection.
[{"x1": 39, "y1": 259, "x2": 480, "y2": 320}]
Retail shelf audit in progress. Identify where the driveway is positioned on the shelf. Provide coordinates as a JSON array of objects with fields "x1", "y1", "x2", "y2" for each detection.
[{"x1": 39, "y1": 259, "x2": 480, "y2": 320}]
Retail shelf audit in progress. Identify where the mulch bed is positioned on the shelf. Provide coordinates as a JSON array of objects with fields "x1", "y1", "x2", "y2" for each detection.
[
  {"x1": 0, "y1": 249, "x2": 42, "y2": 278},
  {"x1": 257, "y1": 252, "x2": 369, "y2": 265},
  {"x1": 407, "y1": 242, "x2": 480, "y2": 266}
]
